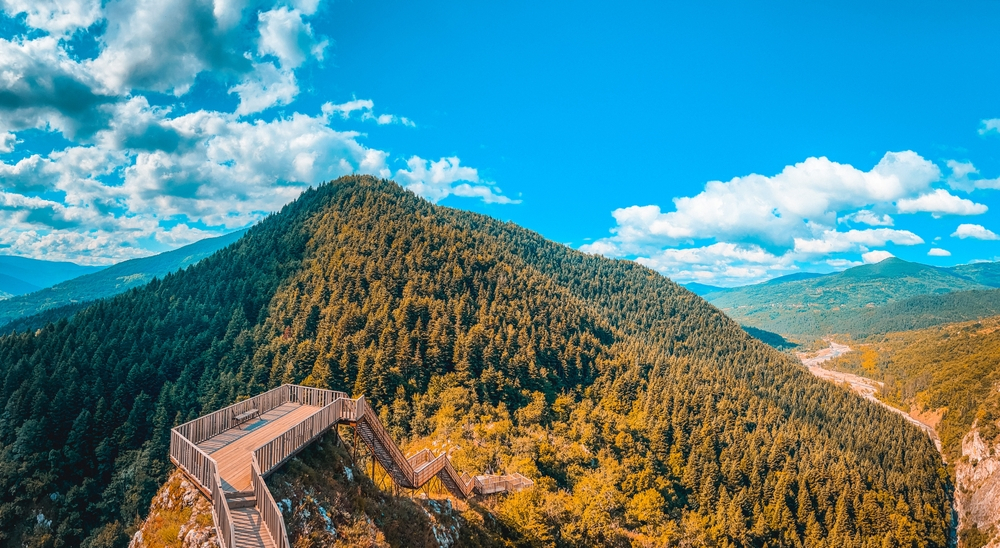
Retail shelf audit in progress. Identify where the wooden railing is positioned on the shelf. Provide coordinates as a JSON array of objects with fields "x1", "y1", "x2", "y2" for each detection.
[
  {"x1": 175, "y1": 385, "x2": 293, "y2": 444},
  {"x1": 354, "y1": 396, "x2": 416, "y2": 487},
  {"x1": 211, "y1": 463, "x2": 236, "y2": 548},
  {"x1": 169, "y1": 429, "x2": 217, "y2": 493},
  {"x1": 254, "y1": 399, "x2": 341, "y2": 476},
  {"x1": 251, "y1": 455, "x2": 289, "y2": 548},
  {"x1": 171, "y1": 385, "x2": 531, "y2": 548},
  {"x1": 169, "y1": 429, "x2": 235, "y2": 547}
]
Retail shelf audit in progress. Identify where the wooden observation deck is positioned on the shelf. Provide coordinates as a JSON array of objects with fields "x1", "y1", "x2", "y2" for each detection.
[{"x1": 169, "y1": 385, "x2": 533, "y2": 548}]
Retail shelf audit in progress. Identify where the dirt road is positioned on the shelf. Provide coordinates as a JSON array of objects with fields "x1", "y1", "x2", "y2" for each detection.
[{"x1": 798, "y1": 340, "x2": 943, "y2": 453}]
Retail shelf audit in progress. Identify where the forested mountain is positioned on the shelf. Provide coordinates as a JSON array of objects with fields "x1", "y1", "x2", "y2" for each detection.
[
  {"x1": 0, "y1": 177, "x2": 949, "y2": 547},
  {"x1": 0, "y1": 230, "x2": 246, "y2": 329},
  {"x1": 0, "y1": 256, "x2": 104, "y2": 299},
  {"x1": 823, "y1": 316, "x2": 1000, "y2": 546},
  {"x1": 707, "y1": 258, "x2": 1000, "y2": 338}
]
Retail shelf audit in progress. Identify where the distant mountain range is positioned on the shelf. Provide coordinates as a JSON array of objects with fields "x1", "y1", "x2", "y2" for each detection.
[
  {"x1": 692, "y1": 258, "x2": 1000, "y2": 338},
  {"x1": 0, "y1": 230, "x2": 246, "y2": 329},
  {"x1": 0, "y1": 256, "x2": 104, "y2": 299}
]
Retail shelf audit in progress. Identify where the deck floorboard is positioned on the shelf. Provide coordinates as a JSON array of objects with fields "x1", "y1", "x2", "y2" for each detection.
[{"x1": 199, "y1": 402, "x2": 321, "y2": 492}]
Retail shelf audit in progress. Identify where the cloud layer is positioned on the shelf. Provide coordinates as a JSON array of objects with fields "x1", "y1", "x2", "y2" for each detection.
[
  {"x1": 582, "y1": 151, "x2": 995, "y2": 285},
  {"x1": 0, "y1": 0, "x2": 513, "y2": 263}
]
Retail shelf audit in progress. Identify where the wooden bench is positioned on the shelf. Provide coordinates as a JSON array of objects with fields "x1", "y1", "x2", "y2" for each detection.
[{"x1": 233, "y1": 408, "x2": 260, "y2": 429}]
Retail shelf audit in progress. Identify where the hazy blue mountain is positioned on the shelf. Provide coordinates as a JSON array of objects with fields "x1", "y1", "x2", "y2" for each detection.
[
  {"x1": 682, "y1": 282, "x2": 726, "y2": 296},
  {"x1": 948, "y1": 261, "x2": 1000, "y2": 288},
  {"x1": 0, "y1": 230, "x2": 246, "y2": 327},
  {"x1": 0, "y1": 255, "x2": 104, "y2": 298},
  {"x1": 707, "y1": 257, "x2": 993, "y2": 338}
]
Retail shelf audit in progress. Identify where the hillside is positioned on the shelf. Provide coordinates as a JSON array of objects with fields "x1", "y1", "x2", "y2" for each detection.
[
  {"x1": 0, "y1": 256, "x2": 104, "y2": 298},
  {"x1": 0, "y1": 176, "x2": 950, "y2": 547},
  {"x1": 0, "y1": 230, "x2": 246, "y2": 328},
  {"x1": 823, "y1": 317, "x2": 1000, "y2": 547},
  {"x1": 708, "y1": 258, "x2": 997, "y2": 338}
]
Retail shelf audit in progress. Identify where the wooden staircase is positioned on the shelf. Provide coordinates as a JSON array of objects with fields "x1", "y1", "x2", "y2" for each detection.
[{"x1": 170, "y1": 385, "x2": 533, "y2": 548}]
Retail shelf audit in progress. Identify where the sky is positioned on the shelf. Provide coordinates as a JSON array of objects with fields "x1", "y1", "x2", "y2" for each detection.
[{"x1": 1, "y1": 0, "x2": 999, "y2": 286}]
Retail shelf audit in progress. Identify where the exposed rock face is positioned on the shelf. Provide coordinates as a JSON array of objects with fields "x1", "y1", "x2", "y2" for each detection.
[
  {"x1": 128, "y1": 470, "x2": 218, "y2": 548},
  {"x1": 957, "y1": 427, "x2": 1000, "y2": 547}
]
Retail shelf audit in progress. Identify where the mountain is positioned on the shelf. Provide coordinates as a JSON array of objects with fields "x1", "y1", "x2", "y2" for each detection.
[
  {"x1": 0, "y1": 255, "x2": 104, "y2": 298},
  {"x1": 823, "y1": 315, "x2": 1000, "y2": 546},
  {"x1": 0, "y1": 230, "x2": 246, "y2": 328},
  {"x1": 708, "y1": 257, "x2": 993, "y2": 337},
  {"x1": 0, "y1": 177, "x2": 949, "y2": 547},
  {"x1": 680, "y1": 281, "x2": 725, "y2": 296},
  {"x1": 949, "y1": 261, "x2": 1000, "y2": 288},
  {"x1": 0, "y1": 273, "x2": 40, "y2": 299}
]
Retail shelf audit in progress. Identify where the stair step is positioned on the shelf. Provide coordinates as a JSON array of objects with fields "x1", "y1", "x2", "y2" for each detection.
[{"x1": 227, "y1": 496, "x2": 257, "y2": 509}]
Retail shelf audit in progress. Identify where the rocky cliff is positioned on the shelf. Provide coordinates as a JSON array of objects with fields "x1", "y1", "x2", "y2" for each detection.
[{"x1": 957, "y1": 423, "x2": 1000, "y2": 548}]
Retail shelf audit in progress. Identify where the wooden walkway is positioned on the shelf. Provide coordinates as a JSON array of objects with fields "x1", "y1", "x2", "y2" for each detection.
[
  {"x1": 201, "y1": 403, "x2": 320, "y2": 492},
  {"x1": 169, "y1": 385, "x2": 532, "y2": 548}
]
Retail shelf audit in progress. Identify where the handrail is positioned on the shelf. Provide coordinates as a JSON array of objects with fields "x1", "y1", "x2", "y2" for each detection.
[
  {"x1": 170, "y1": 386, "x2": 531, "y2": 548},
  {"x1": 211, "y1": 462, "x2": 236, "y2": 548},
  {"x1": 254, "y1": 399, "x2": 341, "y2": 476},
  {"x1": 354, "y1": 396, "x2": 416, "y2": 486},
  {"x1": 175, "y1": 384, "x2": 293, "y2": 444},
  {"x1": 252, "y1": 454, "x2": 289, "y2": 548}
]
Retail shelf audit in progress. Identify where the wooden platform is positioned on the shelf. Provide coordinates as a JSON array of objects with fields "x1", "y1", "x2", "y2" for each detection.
[{"x1": 199, "y1": 402, "x2": 321, "y2": 492}]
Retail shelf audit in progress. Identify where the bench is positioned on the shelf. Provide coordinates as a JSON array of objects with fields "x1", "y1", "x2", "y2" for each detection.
[{"x1": 233, "y1": 408, "x2": 260, "y2": 429}]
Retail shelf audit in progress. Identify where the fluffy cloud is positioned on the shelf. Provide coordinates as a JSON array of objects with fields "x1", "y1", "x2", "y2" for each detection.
[
  {"x1": 945, "y1": 160, "x2": 1000, "y2": 192},
  {"x1": 395, "y1": 156, "x2": 518, "y2": 204},
  {"x1": 322, "y1": 99, "x2": 416, "y2": 126},
  {"x1": 0, "y1": 0, "x2": 102, "y2": 35},
  {"x1": 980, "y1": 119, "x2": 1000, "y2": 135},
  {"x1": 258, "y1": 7, "x2": 327, "y2": 69},
  {"x1": 0, "y1": 0, "x2": 506, "y2": 263},
  {"x1": 839, "y1": 209, "x2": 894, "y2": 226},
  {"x1": 952, "y1": 223, "x2": 1000, "y2": 240},
  {"x1": 927, "y1": 248, "x2": 951, "y2": 257},
  {"x1": 0, "y1": 36, "x2": 115, "y2": 139},
  {"x1": 632, "y1": 242, "x2": 795, "y2": 286},
  {"x1": 793, "y1": 228, "x2": 923, "y2": 255},
  {"x1": 896, "y1": 189, "x2": 988, "y2": 217},
  {"x1": 584, "y1": 151, "x2": 938, "y2": 257},
  {"x1": 862, "y1": 250, "x2": 894, "y2": 264}
]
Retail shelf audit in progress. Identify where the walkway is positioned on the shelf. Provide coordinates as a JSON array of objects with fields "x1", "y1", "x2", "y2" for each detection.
[{"x1": 169, "y1": 384, "x2": 532, "y2": 548}]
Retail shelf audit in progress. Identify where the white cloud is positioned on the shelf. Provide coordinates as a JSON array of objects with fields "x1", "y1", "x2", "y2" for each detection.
[
  {"x1": 322, "y1": 99, "x2": 417, "y2": 127},
  {"x1": 0, "y1": 36, "x2": 113, "y2": 139},
  {"x1": 945, "y1": 160, "x2": 1000, "y2": 192},
  {"x1": 586, "y1": 151, "x2": 939, "y2": 257},
  {"x1": 257, "y1": 7, "x2": 326, "y2": 69},
  {"x1": 630, "y1": 242, "x2": 796, "y2": 286},
  {"x1": 229, "y1": 63, "x2": 299, "y2": 116},
  {"x1": 395, "y1": 156, "x2": 518, "y2": 204},
  {"x1": 839, "y1": 209, "x2": 894, "y2": 226},
  {"x1": 927, "y1": 248, "x2": 951, "y2": 257},
  {"x1": 0, "y1": 0, "x2": 102, "y2": 35},
  {"x1": 980, "y1": 119, "x2": 1000, "y2": 136},
  {"x1": 793, "y1": 228, "x2": 923, "y2": 255},
  {"x1": 952, "y1": 223, "x2": 1000, "y2": 240},
  {"x1": 897, "y1": 189, "x2": 987, "y2": 217},
  {"x1": 0, "y1": 131, "x2": 18, "y2": 153},
  {"x1": 862, "y1": 250, "x2": 894, "y2": 264},
  {"x1": 0, "y1": 0, "x2": 503, "y2": 264}
]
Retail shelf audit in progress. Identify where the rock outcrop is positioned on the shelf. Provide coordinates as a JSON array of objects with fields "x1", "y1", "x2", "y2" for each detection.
[
  {"x1": 128, "y1": 470, "x2": 218, "y2": 548},
  {"x1": 957, "y1": 426, "x2": 1000, "y2": 548}
]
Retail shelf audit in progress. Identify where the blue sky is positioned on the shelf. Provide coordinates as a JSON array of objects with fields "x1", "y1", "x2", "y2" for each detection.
[{"x1": 1, "y1": 0, "x2": 999, "y2": 285}]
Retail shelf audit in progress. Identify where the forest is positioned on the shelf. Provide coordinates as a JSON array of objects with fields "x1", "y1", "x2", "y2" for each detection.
[{"x1": 0, "y1": 176, "x2": 950, "y2": 547}]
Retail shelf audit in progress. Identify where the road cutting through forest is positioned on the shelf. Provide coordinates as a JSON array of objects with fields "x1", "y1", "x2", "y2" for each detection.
[{"x1": 798, "y1": 340, "x2": 943, "y2": 454}]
